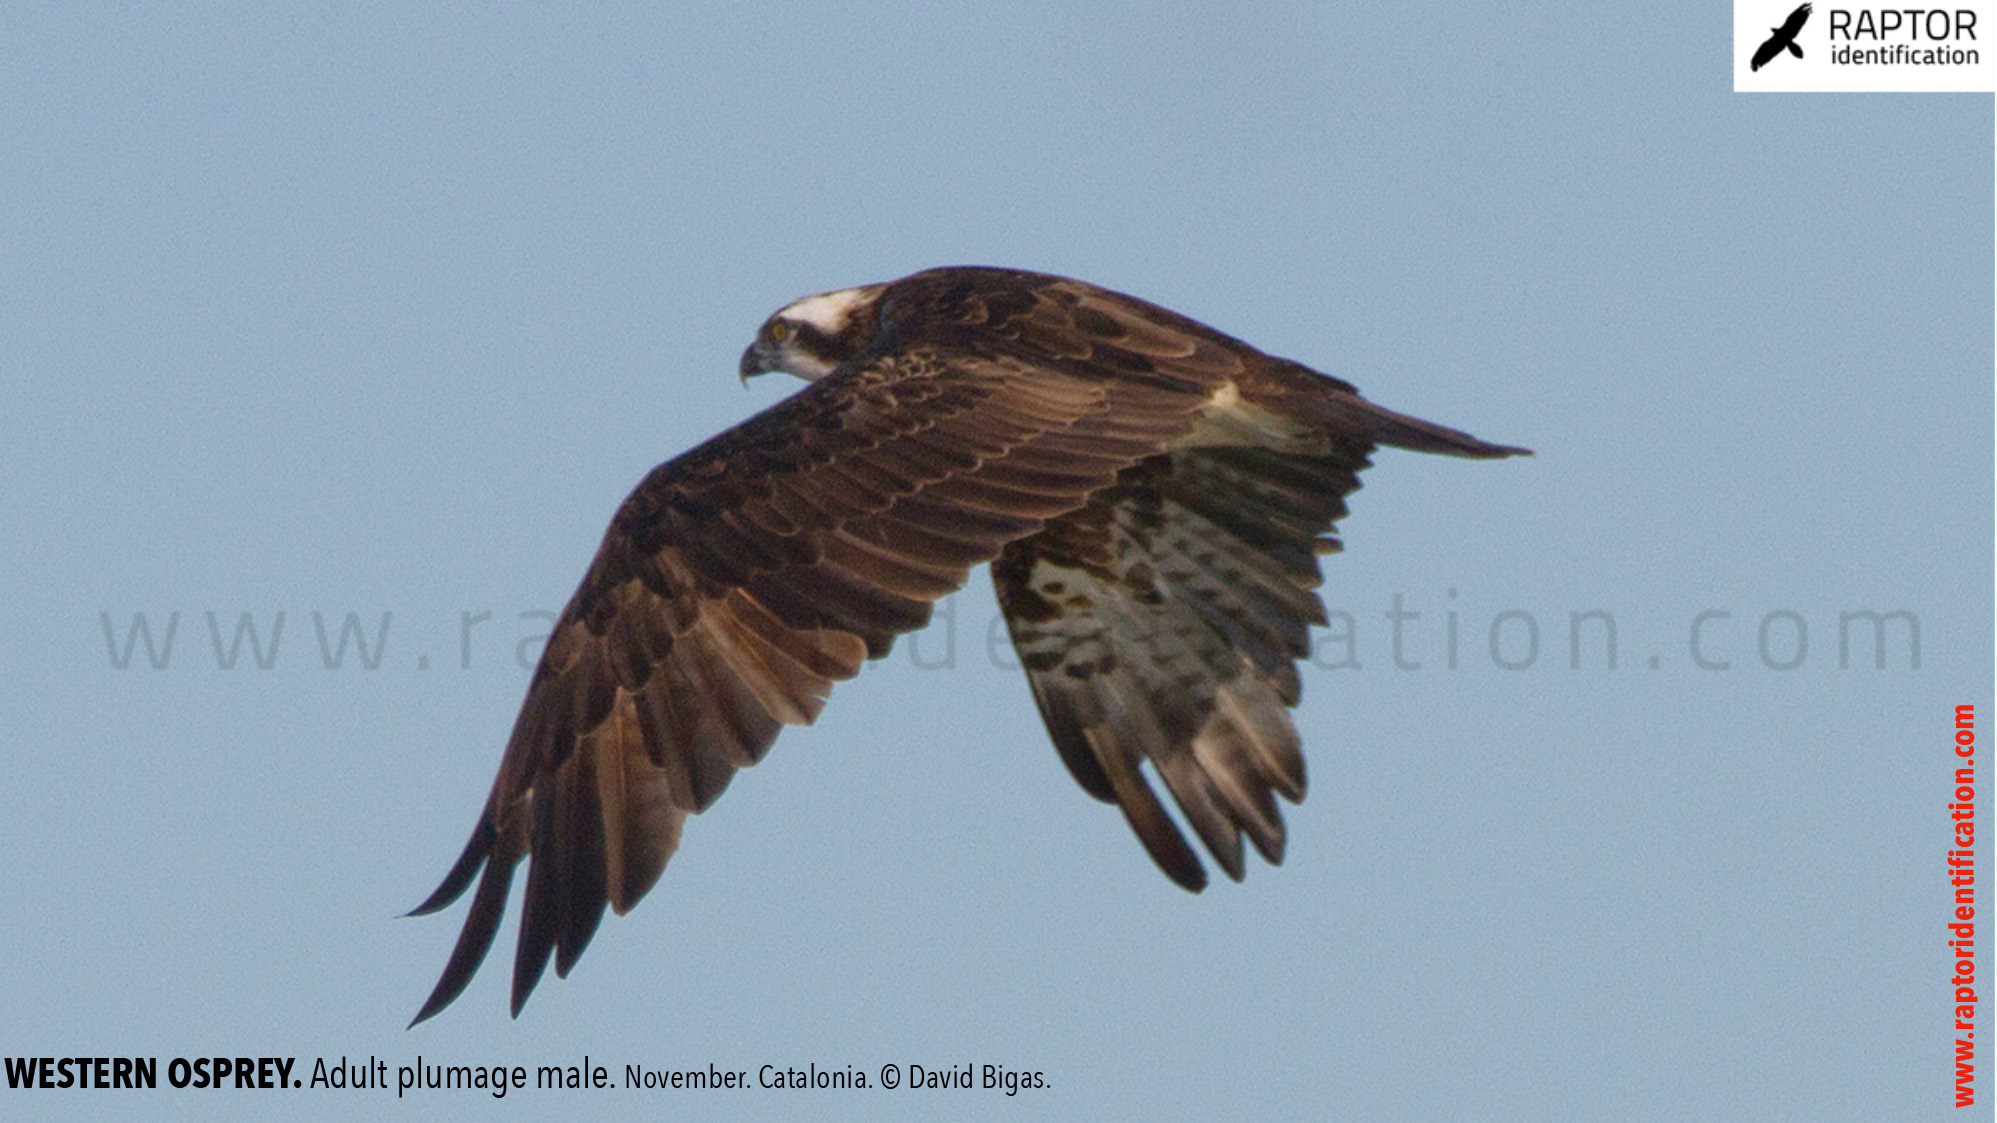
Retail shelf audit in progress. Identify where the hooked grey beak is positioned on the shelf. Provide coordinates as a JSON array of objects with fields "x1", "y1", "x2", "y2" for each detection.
[{"x1": 739, "y1": 343, "x2": 773, "y2": 385}]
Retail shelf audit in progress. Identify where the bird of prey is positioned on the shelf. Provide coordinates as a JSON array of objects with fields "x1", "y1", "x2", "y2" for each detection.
[
  {"x1": 1751, "y1": 3, "x2": 1812, "y2": 70},
  {"x1": 407, "y1": 265, "x2": 1529, "y2": 1023}
]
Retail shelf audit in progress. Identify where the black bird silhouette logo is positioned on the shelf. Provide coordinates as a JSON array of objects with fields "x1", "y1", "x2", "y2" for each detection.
[{"x1": 1751, "y1": 3, "x2": 1813, "y2": 70}]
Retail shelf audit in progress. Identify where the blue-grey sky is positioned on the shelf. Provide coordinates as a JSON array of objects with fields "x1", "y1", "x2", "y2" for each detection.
[{"x1": 3, "y1": 5, "x2": 1989, "y2": 1121}]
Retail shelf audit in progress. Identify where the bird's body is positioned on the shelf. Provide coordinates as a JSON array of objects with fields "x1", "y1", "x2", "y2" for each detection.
[{"x1": 408, "y1": 265, "x2": 1528, "y2": 1023}]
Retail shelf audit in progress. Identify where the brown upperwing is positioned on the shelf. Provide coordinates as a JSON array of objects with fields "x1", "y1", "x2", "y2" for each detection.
[{"x1": 407, "y1": 275, "x2": 1262, "y2": 1022}]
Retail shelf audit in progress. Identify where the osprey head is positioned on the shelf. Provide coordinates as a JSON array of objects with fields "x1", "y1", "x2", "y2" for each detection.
[{"x1": 739, "y1": 283, "x2": 887, "y2": 383}]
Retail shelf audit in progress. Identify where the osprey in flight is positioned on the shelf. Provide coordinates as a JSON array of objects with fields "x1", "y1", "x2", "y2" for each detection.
[{"x1": 408, "y1": 266, "x2": 1528, "y2": 1023}]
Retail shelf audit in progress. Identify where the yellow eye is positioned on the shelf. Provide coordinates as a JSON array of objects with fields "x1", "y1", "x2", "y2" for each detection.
[{"x1": 768, "y1": 321, "x2": 791, "y2": 343}]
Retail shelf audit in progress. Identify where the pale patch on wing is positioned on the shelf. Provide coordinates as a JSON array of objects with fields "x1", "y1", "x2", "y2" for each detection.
[{"x1": 1177, "y1": 379, "x2": 1324, "y2": 453}]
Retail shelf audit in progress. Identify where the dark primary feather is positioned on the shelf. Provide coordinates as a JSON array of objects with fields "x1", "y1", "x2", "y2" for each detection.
[{"x1": 410, "y1": 266, "x2": 1527, "y2": 1023}]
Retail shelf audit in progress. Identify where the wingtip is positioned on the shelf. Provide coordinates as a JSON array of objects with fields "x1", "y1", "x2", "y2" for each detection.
[
  {"x1": 407, "y1": 1001, "x2": 442, "y2": 1030},
  {"x1": 406, "y1": 831, "x2": 520, "y2": 1026},
  {"x1": 508, "y1": 939, "x2": 555, "y2": 1018},
  {"x1": 408, "y1": 968, "x2": 466, "y2": 1028},
  {"x1": 407, "y1": 818, "x2": 497, "y2": 917},
  {"x1": 1173, "y1": 864, "x2": 1210, "y2": 893}
]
